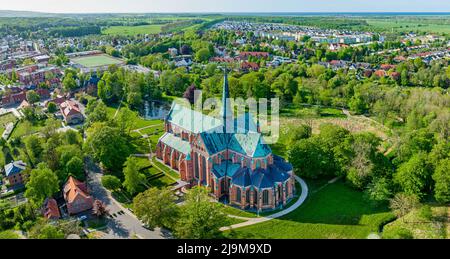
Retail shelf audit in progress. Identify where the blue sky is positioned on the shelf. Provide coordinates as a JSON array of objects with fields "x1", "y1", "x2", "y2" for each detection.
[{"x1": 3, "y1": 0, "x2": 450, "y2": 13}]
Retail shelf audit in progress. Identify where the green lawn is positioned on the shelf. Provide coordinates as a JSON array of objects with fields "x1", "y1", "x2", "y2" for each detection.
[
  {"x1": 366, "y1": 18, "x2": 450, "y2": 34},
  {"x1": 0, "y1": 113, "x2": 17, "y2": 134},
  {"x1": 382, "y1": 206, "x2": 448, "y2": 239},
  {"x1": 71, "y1": 54, "x2": 123, "y2": 68},
  {"x1": 10, "y1": 120, "x2": 46, "y2": 139},
  {"x1": 102, "y1": 24, "x2": 163, "y2": 36},
  {"x1": 225, "y1": 180, "x2": 395, "y2": 239}
]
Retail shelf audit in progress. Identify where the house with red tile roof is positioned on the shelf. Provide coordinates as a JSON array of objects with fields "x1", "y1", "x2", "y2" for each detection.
[
  {"x1": 63, "y1": 176, "x2": 93, "y2": 215},
  {"x1": 240, "y1": 61, "x2": 260, "y2": 72},
  {"x1": 60, "y1": 100, "x2": 84, "y2": 125},
  {"x1": 239, "y1": 51, "x2": 269, "y2": 60},
  {"x1": 374, "y1": 70, "x2": 387, "y2": 78},
  {"x1": 42, "y1": 198, "x2": 61, "y2": 220}
]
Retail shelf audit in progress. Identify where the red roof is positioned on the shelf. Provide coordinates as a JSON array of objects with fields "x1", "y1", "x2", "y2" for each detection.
[
  {"x1": 241, "y1": 61, "x2": 260, "y2": 71},
  {"x1": 43, "y1": 198, "x2": 60, "y2": 220},
  {"x1": 63, "y1": 176, "x2": 90, "y2": 204},
  {"x1": 374, "y1": 70, "x2": 387, "y2": 77},
  {"x1": 239, "y1": 51, "x2": 269, "y2": 59},
  {"x1": 60, "y1": 100, "x2": 81, "y2": 117}
]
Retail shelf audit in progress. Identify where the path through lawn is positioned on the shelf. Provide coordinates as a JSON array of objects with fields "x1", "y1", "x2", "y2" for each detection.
[{"x1": 225, "y1": 180, "x2": 395, "y2": 239}]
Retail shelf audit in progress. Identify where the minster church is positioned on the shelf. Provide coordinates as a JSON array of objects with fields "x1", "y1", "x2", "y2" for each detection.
[{"x1": 156, "y1": 73, "x2": 295, "y2": 211}]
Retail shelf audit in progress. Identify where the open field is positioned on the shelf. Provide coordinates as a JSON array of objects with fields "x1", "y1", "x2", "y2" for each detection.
[
  {"x1": 383, "y1": 206, "x2": 449, "y2": 239},
  {"x1": 102, "y1": 24, "x2": 163, "y2": 36},
  {"x1": 366, "y1": 18, "x2": 450, "y2": 34},
  {"x1": 225, "y1": 180, "x2": 395, "y2": 239},
  {"x1": 0, "y1": 112, "x2": 17, "y2": 134},
  {"x1": 71, "y1": 54, "x2": 124, "y2": 68}
]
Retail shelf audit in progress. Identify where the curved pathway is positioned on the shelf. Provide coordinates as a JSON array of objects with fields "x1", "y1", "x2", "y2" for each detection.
[{"x1": 220, "y1": 175, "x2": 308, "y2": 231}]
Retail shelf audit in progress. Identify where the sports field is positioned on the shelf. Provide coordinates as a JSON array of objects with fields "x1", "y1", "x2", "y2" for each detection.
[{"x1": 71, "y1": 54, "x2": 124, "y2": 68}]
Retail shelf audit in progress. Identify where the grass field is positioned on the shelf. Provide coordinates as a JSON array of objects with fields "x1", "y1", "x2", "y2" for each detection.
[
  {"x1": 0, "y1": 113, "x2": 17, "y2": 135},
  {"x1": 225, "y1": 180, "x2": 395, "y2": 239},
  {"x1": 382, "y1": 206, "x2": 449, "y2": 239},
  {"x1": 10, "y1": 120, "x2": 46, "y2": 139},
  {"x1": 71, "y1": 54, "x2": 123, "y2": 68},
  {"x1": 366, "y1": 18, "x2": 450, "y2": 34},
  {"x1": 102, "y1": 24, "x2": 163, "y2": 36}
]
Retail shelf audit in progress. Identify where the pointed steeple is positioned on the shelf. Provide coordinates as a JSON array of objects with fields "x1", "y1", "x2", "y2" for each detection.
[{"x1": 221, "y1": 68, "x2": 233, "y2": 134}]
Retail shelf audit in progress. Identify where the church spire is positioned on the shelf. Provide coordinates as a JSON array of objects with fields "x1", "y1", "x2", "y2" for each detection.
[{"x1": 221, "y1": 68, "x2": 233, "y2": 134}]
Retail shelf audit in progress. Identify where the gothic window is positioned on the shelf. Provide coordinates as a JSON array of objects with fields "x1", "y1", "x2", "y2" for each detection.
[
  {"x1": 236, "y1": 187, "x2": 241, "y2": 202},
  {"x1": 194, "y1": 153, "x2": 199, "y2": 179},
  {"x1": 263, "y1": 190, "x2": 269, "y2": 206},
  {"x1": 246, "y1": 189, "x2": 250, "y2": 203},
  {"x1": 221, "y1": 179, "x2": 225, "y2": 194},
  {"x1": 256, "y1": 160, "x2": 261, "y2": 168},
  {"x1": 202, "y1": 156, "x2": 207, "y2": 183}
]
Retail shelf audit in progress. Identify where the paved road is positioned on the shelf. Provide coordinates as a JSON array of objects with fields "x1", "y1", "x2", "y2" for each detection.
[
  {"x1": 86, "y1": 160, "x2": 167, "y2": 239},
  {"x1": 220, "y1": 175, "x2": 308, "y2": 231}
]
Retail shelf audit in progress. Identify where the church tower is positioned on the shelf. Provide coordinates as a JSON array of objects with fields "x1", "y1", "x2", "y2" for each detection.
[{"x1": 221, "y1": 69, "x2": 233, "y2": 134}]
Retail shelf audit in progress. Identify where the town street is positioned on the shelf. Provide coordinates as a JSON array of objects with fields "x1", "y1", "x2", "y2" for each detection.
[{"x1": 86, "y1": 159, "x2": 166, "y2": 239}]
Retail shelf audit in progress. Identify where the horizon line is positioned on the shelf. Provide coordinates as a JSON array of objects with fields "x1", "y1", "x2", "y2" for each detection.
[{"x1": 2, "y1": 9, "x2": 450, "y2": 15}]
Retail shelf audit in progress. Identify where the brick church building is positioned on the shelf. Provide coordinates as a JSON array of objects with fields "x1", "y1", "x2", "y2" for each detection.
[{"x1": 156, "y1": 73, "x2": 295, "y2": 211}]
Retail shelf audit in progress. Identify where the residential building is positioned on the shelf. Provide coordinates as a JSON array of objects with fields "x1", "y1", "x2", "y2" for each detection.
[
  {"x1": 42, "y1": 198, "x2": 61, "y2": 220},
  {"x1": 60, "y1": 100, "x2": 84, "y2": 124},
  {"x1": 4, "y1": 160, "x2": 27, "y2": 187},
  {"x1": 63, "y1": 176, "x2": 93, "y2": 215}
]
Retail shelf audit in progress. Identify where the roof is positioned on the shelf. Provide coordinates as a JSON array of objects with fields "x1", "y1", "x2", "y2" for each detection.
[
  {"x1": 229, "y1": 133, "x2": 272, "y2": 158},
  {"x1": 166, "y1": 102, "x2": 222, "y2": 134},
  {"x1": 5, "y1": 160, "x2": 26, "y2": 177},
  {"x1": 231, "y1": 164, "x2": 291, "y2": 189},
  {"x1": 159, "y1": 132, "x2": 191, "y2": 155},
  {"x1": 60, "y1": 100, "x2": 82, "y2": 117},
  {"x1": 63, "y1": 176, "x2": 90, "y2": 204},
  {"x1": 43, "y1": 198, "x2": 60, "y2": 219},
  {"x1": 212, "y1": 161, "x2": 241, "y2": 179}
]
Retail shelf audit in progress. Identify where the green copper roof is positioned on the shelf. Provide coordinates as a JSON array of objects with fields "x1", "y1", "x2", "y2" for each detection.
[
  {"x1": 212, "y1": 162, "x2": 241, "y2": 179},
  {"x1": 159, "y1": 132, "x2": 191, "y2": 155},
  {"x1": 167, "y1": 103, "x2": 222, "y2": 134},
  {"x1": 229, "y1": 133, "x2": 272, "y2": 158}
]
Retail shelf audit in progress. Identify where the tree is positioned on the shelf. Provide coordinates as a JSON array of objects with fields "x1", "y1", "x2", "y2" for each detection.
[
  {"x1": 84, "y1": 123, "x2": 131, "y2": 171},
  {"x1": 24, "y1": 135, "x2": 43, "y2": 165},
  {"x1": 365, "y1": 178, "x2": 392, "y2": 204},
  {"x1": 174, "y1": 187, "x2": 226, "y2": 239},
  {"x1": 62, "y1": 73, "x2": 77, "y2": 92},
  {"x1": 389, "y1": 193, "x2": 420, "y2": 218},
  {"x1": 394, "y1": 152, "x2": 431, "y2": 198},
  {"x1": 286, "y1": 124, "x2": 312, "y2": 146},
  {"x1": 28, "y1": 220, "x2": 64, "y2": 239},
  {"x1": 26, "y1": 90, "x2": 40, "y2": 104},
  {"x1": 101, "y1": 175, "x2": 122, "y2": 191},
  {"x1": 25, "y1": 164, "x2": 59, "y2": 205},
  {"x1": 47, "y1": 102, "x2": 57, "y2": 113},
  {"x1": 183, "y1": 84, "x2": 197, "y2": 105},
  {"x1": 195, "y1": 48, "x2": 211, "y2": 63},
  {"x1": 123, "y1": 157, "x2": 146, "y2": 195},
  {"x1": 133, "y1": 187, "x2": 179, "y2": 229},
  {"x1": 92, "y1": 200, "x2": 109, "y2": 219},
  {"x1": 432, "y1": 159, "x2": 450, "y2": 203},
  {"x1": 65, "y1": 156, "x2": 85, "y2": 181},
  {"x1": 86, "y1": 100, "x2": 108, "y2": 123},
  {"x1": 115, "y1": 107, "x2": 137, "y2": 135},
  {"x1": 41, "y1": 118, "x2": 61, "y2": 139}
]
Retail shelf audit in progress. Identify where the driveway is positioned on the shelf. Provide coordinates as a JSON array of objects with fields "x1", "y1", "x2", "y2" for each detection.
[{"x1": 86, "y1": 159, "x2": 166, "y2": 239}]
